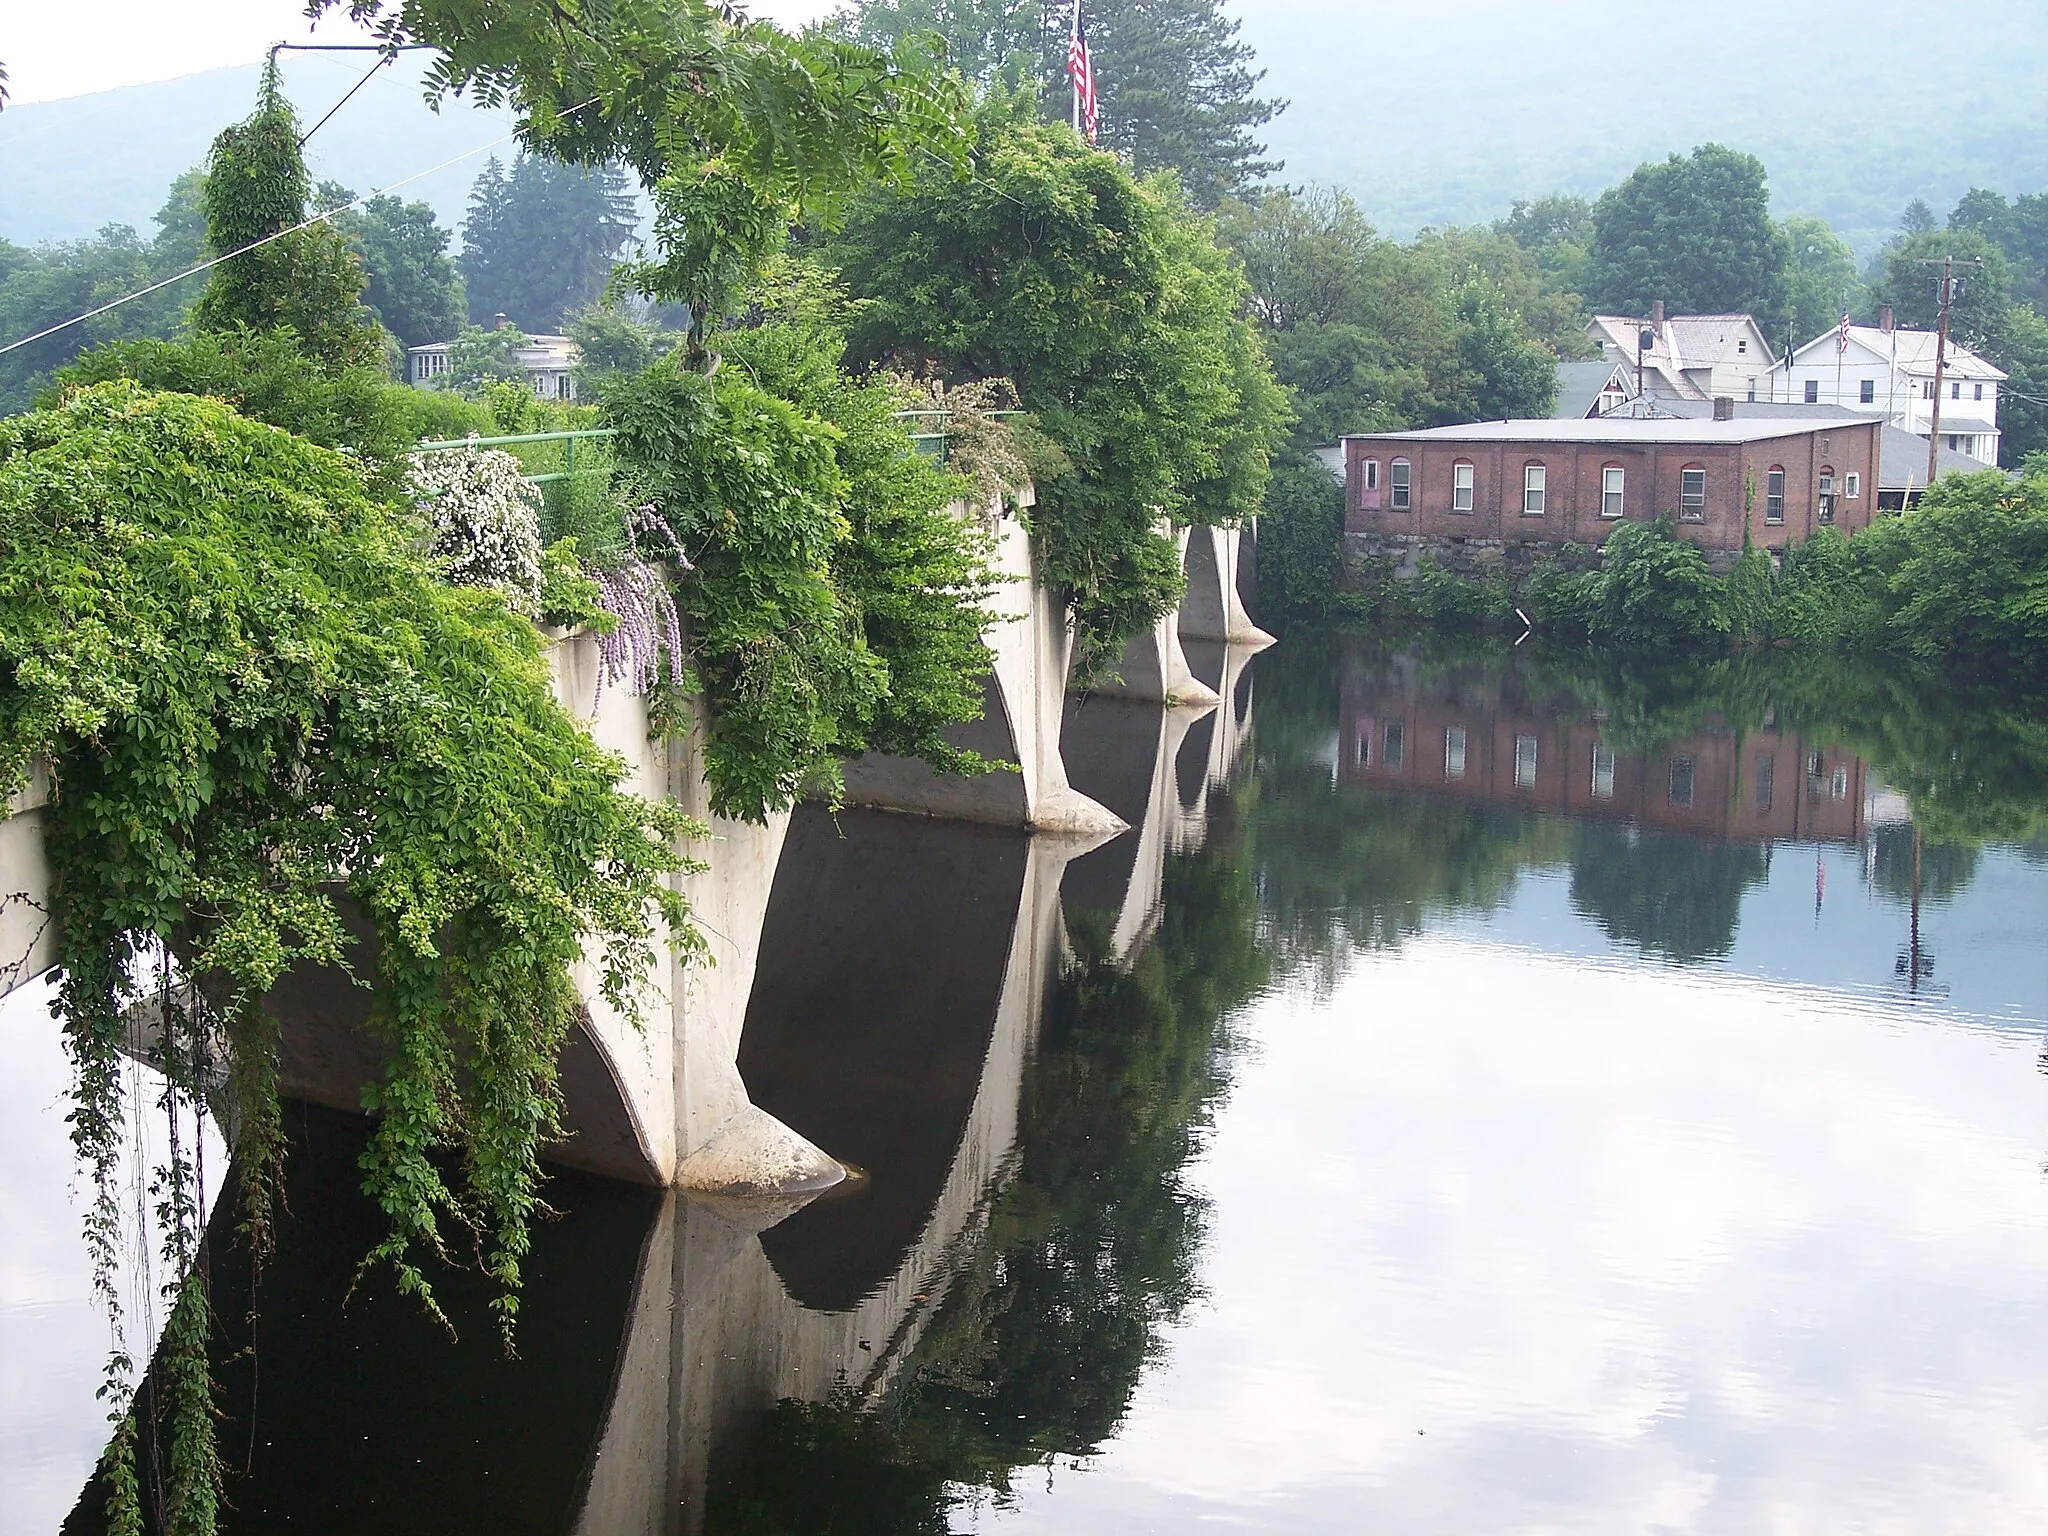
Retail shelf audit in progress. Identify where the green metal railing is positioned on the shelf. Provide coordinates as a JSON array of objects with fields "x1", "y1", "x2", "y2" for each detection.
[{"x1": 415, "y1": 427, "x2": 618, "y2": 484}]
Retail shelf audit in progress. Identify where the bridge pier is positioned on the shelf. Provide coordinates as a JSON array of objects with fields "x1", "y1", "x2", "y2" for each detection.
[
  {"x1": 1177, "y1": 523, "x2": 1275, "y2": 647},
  {"x1": 838, "y1": 497, "x2": 1123, "y2": 835}
]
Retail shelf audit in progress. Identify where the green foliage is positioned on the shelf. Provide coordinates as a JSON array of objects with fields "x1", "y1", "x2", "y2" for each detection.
[
  {"x1": 566, "y1": 300, "x2": 675, "y2": 391},
  {"x1": 1451, "y1": 280, "x2": 1558, "y2": 419},
  {"x1": 458, "y1": 154, "x2": 640, "y2": 332},
  {"x1": 1584, "y1": 144, "x2": 1793, "y2": 336},
  {"x1": 1529, "y1": 519, "x2": 1732, "y2": 646},
  {"x1": 336, "y1": 191, "x2": 467, "y2": 351},
  {"x1": 1252, "y1": 452, "x2": 1344, "y2": 622},
  {"x1": 1781, "y1": 213, "x2": 1864, "y2": 348},
  {"x1": 1950, "y1": 186, "x2": 2048, "y2": 311},
  {"x1": 52, "y1": 327, "x2": 446, "y2": 496},
  {"x1": 1868, "y1": 227, "x2": 2012, "y2": 344},
  {"x1": 194, "y1": 64, "x2": 383, "y2": 371},
  {"x1": 604, "y1": 359, "x2": 879, "y2": 819},
  {"x1": 1492, "y1": 194, "x2": 1595, "y2": 297},
  {"x1": 0, "y1": 384, "x2": 694, "y2": 1525},
  {"x1": 1852, "y1": 468, "x2": 2048, "y2": 678},
  {"x1": 829, "y1": 100, "x2": 1283, "y2": 678},
  {"x1": 443, "y1": 320, "x2": 532, "y2": 393}
]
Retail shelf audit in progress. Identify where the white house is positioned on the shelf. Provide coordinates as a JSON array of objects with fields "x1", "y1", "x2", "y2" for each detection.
[
  {"x1": 408, "y1": 324, "x2": 582, "y2": 402},
  {"x1": 1588, "y1": 305, "x2": 1779, "y2": 404},
  {"x1": 1779, "y1": 311, "x2": 2003, "y2": 466}
]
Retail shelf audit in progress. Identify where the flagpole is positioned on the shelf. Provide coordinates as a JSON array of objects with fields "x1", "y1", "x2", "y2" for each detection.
[{"x1": 1071, "y1": 2, "x2": 1082, "y2": 133}]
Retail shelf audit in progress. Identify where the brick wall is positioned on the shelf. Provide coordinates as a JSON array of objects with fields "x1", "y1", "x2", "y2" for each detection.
[{"x1": 1343, "y1": 422, "x2": 1882, "y2": 554}]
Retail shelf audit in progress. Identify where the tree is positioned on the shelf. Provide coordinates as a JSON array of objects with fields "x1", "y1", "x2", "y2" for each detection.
[
  {"x1": 1780, "y1": 214, "x2": 1863, "y2": 348},
  {"x1": 835, "y1": 0, "x2": 1045, "y2": 86},
  {"x1": 1868, "y1": 228, "x2": 2012, "y2": 346},
  {"x1": 1451, "y1": 281, "x2": 1556, "y2": 420},
  {"x1": 458, "y1": 155, "x2": 640, "y2": 332},
  {"x1": 332, "y1": 192, "x2": 466, "y2": 351},
  {"x1": 1584, "y1": 144, "x2": 1792, "y2": 335},
  {"x1": 837, "y1": 0, "x2": 1284, "y2": 207},
  {"x1": 1950, "y1": 187, "x2": 2048, "y2": 311},
  {"x1": 828, "y1": 98, "x2": 1285, "y2": 677},
  {"x1": 196, "y1": 63, "x2": 383, "y2": 370},
  {"x1": 1493, "y1": 193, "x2": 1595, "y2": 298}
]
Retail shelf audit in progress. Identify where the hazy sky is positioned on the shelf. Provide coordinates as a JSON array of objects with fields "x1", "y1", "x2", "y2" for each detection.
[{"x1": 3, "y1": 0, "x2": 840, "y2": 104}]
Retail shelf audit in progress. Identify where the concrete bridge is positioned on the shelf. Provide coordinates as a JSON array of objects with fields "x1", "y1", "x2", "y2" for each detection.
[
  {"x1": 0, "y1": 502, "x2": 1264, "y2": 1202},
  {"x1": 55, "y1": 633, "x2": 1268, "y2": 1532}
]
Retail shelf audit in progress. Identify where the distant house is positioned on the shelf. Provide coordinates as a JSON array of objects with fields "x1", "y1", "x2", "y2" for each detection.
[
  {"x1": 1554, "y1": 358, "x2": 1639, "y2": 418},
  {"x1": 1588, "y1": 305, "x2": 1779, "y2": 404},
  {"x1": 1343, "y1": 413, "x2": 1882, "y2": 555},
  {"x1": 1779, "y1": 309, "x2": 2003, "y2": 466},
  {"x1": 408, "y1": 320, "x2": 582, "y2": 401}
]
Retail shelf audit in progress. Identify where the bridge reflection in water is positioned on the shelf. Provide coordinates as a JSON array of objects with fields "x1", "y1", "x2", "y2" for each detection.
[{"x1": 66, "y1": 644, "x2": 1266, "y2": 1535}]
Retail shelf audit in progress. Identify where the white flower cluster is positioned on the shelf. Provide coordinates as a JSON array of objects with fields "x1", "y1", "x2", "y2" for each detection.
[{"x1": 406, "y1": 446, "x2": 546, "y2": 610}]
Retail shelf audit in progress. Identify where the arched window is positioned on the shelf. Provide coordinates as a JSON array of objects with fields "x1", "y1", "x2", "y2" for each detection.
[
  {"x1": 1600, "y1": 463, "x2": 1625, "y2": 519},
  {"x1": 1390, "y1": 458, "x2": 1412, "y2": 511},
  {"x1": 1818, "y1": 465, "x2": 1837, "y2": 524},
  {"x1": 1522, "y1": 461, "x2": 1546, "y2": 516},
  {"x1": 1452, "y1": 459, "x2": 1475, "y2": 512},
  {"x1": 1765, "y1": 466, "x2": 1786, "y2": 525},
  {"x1": 1679, "y1": 464, "x2": 1707, "y2": 521}
]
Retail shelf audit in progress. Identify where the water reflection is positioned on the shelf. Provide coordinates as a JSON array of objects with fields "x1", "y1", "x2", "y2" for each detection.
[{"x1": 32, "y1": 633, "x2": 2048, "y2": 1533}]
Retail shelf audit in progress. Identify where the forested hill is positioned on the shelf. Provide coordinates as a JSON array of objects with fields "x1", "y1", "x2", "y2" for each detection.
[
  {"x1": 1242, "y1": 0, "x2": 2048, "y2": 258},
  {"x1": 0, "y1": 53, "x2": 514, "y2": 246}
]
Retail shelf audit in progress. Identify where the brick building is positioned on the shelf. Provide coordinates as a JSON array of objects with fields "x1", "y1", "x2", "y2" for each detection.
[
  {"x1": 1343, "y1": 415, "x2": 1882, "y2": 554},
  {"x1": 1340, "y1": 679, "x2": 1868, "y2": 845}
]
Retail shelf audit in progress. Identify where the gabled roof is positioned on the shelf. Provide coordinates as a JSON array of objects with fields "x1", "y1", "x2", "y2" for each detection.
[
  {"x1": 1788, "y1": 325, "x2": 2006, "y2": 380},
  {"x1": 1588, "y1": 313, "x2": 1777, "y2": 399},
  {"x1": 1554, "y1": 359, "x2": 1635, "y2": 418}
]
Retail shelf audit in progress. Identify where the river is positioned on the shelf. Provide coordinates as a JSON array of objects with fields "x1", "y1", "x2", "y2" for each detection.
[{"x1": 5, "y1": 634, "x2": 2047, "y2": 1533}]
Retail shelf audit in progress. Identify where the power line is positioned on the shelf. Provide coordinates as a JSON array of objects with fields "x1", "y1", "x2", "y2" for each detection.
[{"x1": 0, "y1": 98, "x2": 598, "y2": 361}]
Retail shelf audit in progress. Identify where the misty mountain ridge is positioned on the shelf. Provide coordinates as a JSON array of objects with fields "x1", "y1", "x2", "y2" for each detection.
[{"x1": 5, "y1": 1, "x2": 2047, "y2": 263}]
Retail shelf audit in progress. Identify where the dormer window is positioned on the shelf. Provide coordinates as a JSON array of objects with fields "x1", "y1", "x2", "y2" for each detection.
[{"x1": 1738, "y1": 338, "x2": 1748, "y2": 353}]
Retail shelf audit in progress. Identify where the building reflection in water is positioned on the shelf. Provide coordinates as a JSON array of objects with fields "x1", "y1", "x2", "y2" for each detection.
[{"x1": 1339, "y1": 655, "x2": 1869, "y2": 845}]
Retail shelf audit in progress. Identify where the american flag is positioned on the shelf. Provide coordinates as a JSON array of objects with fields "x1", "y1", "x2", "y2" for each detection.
[
  {"x1": 1837, "y1": 312, "x2": 1851, "y2": 353},
  {"x1": 1067, "y1": 3, "x2": 1099, "y2": 144}
]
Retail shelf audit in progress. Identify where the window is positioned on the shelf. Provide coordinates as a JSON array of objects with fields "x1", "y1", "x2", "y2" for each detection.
[
  {"x1": 1522, "y1": 462, "x2": 1546, "y2": 516},
  {"x1": 1845, "y1": 470, "x2": 1860, "y2": 499},
  {"x1": 1601, "y1": 465, "x2": 1625, "y2": 519},
  {"x1": 1831, "y1": 767, "x2": 1849, "y2": 800},
  {"x1": 1738, "y1": 338, "x2": 1748, "y2": 353},
  {"x1": 1355, "y1": 727, "x2": 1370, "y2": 767},
  {"x1": 1591, "y1": 743, "x2": 1616, "y2": 799},
  {"x1": 1755, "y1": 752, "x2": 1775, "y2": 812},
  {"x1": 1923, "y1": 380, "x2": 1935, "y2": 399},
  {"x1": 1975, "y1": 383, "x2": 1985, "y2": 401},
  {"x1": 1444, "y1": 726, "x2": 1467, "y2": 781},
  {"x1": 1807, "y1": 750, "x2": 1826, "y2": 784},
  {"x1": 1364, "y1": 459, "x2": 1380, "y2": 491},
  {"x1": 1452, "y1": 460, "x2": 1475, "y2": 512},
  {"x1": 1679, "y1": 466, "x2": 1707, "y2": 521},
  {"x1": 1514, "y1": 735, "x2": 1538, "y2": 790},
  {"x1": 1953, "y1": 381, "x2": 1962, "y2": 399},
  {"x1": 1765, "y1": 466, "x2": 1786, "y2": 525},
  {"x1": 1818, "y1": 466, "x2": 1836, "y2": 524},
  {"x1": 1859, "y1": 379, "x2": 1875, "y2": 404},
  {"x1": 1668, "y1": 755, "x2": 1696, "y2": 808},
  {"x1": 1390, "y1": 459, "x2": 1411, "y2": 511},
  {"x1": 1384, "y1": 720, "x2": 1405, "y2": 771},
  {"x1": 1804, "y1": 378, "x2": 1820, "y2": 403}
]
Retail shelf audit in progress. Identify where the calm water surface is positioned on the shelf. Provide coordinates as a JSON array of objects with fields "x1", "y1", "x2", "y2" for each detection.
[{"x1": 5, "y1": 636, "x2": 2048, "y2": 1533}]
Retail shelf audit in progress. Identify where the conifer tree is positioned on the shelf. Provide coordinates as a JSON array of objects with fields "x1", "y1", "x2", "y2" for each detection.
[
  {"x1": 458, "y1": 155, "x2": 641, "y2": 332},
  {"x1": 839, "y1": 0, "x2": 1283, "y2": 207}
]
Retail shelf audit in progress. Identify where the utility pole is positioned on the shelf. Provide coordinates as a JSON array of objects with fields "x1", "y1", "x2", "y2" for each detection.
[{"x1": 1921, "y1": 255, "x2": 1984, "y2": 489}]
